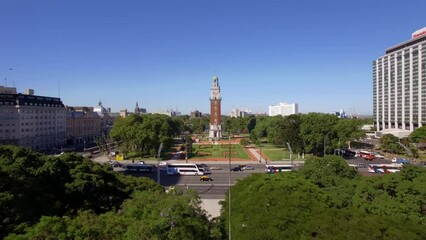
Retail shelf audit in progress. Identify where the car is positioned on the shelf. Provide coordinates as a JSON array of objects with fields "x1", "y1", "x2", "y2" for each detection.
[
  {"x1": 231, "y1": 166, "x2": 243, "y2": 172},
  {"x1": 137, "y1": 161, "x2": 146, "y2": 165},
  {"x1": 158, "y1": 161, "x2": 167, "y2": 167},
  {"x1": 197, "y1": 163, "x2": 208, "y2": 170},
  {"x1": 242, "y1": 165, "x2": 255, "y2": 170},
  {"x1": 109, "y1": 161, "x2": 123, "y2": 168},
  {"x1": 208, "y1": 166, "x2": 222, "y2": 170},
  {"x1": 374, "y1": 153, "x2": 385, "y2": 159},
  {"x1": 200, "y1": 176, "x2": 214, "y2": 181}
]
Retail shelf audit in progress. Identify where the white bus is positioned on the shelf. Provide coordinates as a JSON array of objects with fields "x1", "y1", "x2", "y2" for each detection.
[
  {"x1": 166, "y1": 163, "x2": 204, "y2": 176},
  {"x1": 265, "y1": 164, "x2": 293, "y2": 173},
  {"x1": 368, "y1": 164, "x2": 403, "y2": 173}
]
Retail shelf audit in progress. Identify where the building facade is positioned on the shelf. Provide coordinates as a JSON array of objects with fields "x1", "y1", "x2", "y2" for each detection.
[
  {"x1": 373, "y1": 27, "x2": 426, "y2": 136},
  {"x1": 190, "y1": 110, "x2": 202, "y2": 118},
  {"x1": 209, "y1": 76, "x2": 222, "y2": 139},
  {"x1": 230, "y1": 108, "x2": 254, "y2": 118},
  {"x1": 66, "y1": 106, "x2": 102, "y2": 146},
  {"x1": 268, "y1": 102, "x2": 298, "y2": 117},
  {"x1": 0, "y1": 87, "x2": 66, "y2": 150},
  {"x1": 134, "y1": 102, "x2": 147, "y2": 115}
]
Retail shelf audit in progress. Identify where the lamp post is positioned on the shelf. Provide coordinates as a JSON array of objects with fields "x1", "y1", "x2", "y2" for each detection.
[
  {"x1": 228, "y1": 135, "x2": 232, "y2": 240},
  {"x1": 323, "y1": 136, "x2": 326, "y2": 156}
]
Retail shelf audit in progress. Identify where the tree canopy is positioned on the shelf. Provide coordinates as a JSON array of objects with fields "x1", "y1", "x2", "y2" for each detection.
[
  {"x1": 220, "y1": 156, "x2": 426, "y2": 239},
  {"x1": 110, "y1": 114, "x2": 182, "y2": 157},
  {"x1": 0, "y1": 145, "x2": 218, "y2": 240}
]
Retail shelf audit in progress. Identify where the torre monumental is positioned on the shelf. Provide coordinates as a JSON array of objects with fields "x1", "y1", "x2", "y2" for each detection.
[{"x1": 209, "y1": 76, "x2": 222, "y2": 140}]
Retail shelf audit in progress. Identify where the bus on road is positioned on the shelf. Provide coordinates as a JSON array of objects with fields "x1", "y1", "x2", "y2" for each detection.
[
  {"x1": 166, "y1": 163, "x2": 204, "y2": 176},
  {"x1": 125, "y1": 164, "x2": 155, "y2": 173},
  {"x1": 265, "y1": 164, "x2": 293, "y2": 173},
  {"x1": 368, "y1": 164, "x2": 403, "y2": 173}
]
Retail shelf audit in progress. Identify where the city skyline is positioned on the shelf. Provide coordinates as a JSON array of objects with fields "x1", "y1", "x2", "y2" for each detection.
[{"x1": 1, "y1": 0, "x2": 426, "y2": 115}]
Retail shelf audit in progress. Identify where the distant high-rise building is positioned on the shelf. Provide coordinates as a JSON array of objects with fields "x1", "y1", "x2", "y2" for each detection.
[
  {"x1": 268, "y1": 102, "x2": 298, "y2": 117},
  {"x1": 373, "y1": 27, "x2": 426, "y2": 137},
  {"x1": 209, "y1": 76, "x2": 222, "y2": 139},
  {"x1": 335, "y1": 109, "x2": 347, "y2": 119}
]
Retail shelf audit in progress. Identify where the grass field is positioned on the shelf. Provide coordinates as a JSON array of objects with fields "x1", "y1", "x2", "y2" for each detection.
[
  {"x1": 258, "y1": 144, "x2": 308, "y2": 161},
  {"x1": 192, "y1": 144, "x2": 250, "y2": 159}
]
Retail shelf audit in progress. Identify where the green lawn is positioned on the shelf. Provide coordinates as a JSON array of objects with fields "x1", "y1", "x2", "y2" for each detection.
[
  {"x1": 258, "y1": 144, "x2": 308, "y2": 161},
  {"x1": 192, "y1": 144, "x2": 250, "y2": 159},
  {"x1": 261, "y1": 147, "x2": 291, "y2": 160}
]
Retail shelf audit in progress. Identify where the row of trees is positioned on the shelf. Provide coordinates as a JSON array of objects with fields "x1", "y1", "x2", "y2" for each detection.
[
  {"x1": 249, "y1": 113, "x2": 367, "y2": 155},
  {"x1": 110, "y1": 114, "x2": 183, "y2": 157},
  {"x1": 219, "y1": 155, "x2": 426, "y2": 239},
  {"x1": 2, "y1": 145, "x2": 426, "y2": 239},
  {"x1": 0, "y1": 145, "x2": 215, "y2": 239},
  {"x1": 110, "y1": 113, "x2": 372, "y2": 157}
]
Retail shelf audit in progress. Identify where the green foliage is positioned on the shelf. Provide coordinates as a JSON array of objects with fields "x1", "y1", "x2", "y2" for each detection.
[
  {"x1": 300, "y1": 155, "x2": 359, "y2": 188},
  {"x1": 409, "y1": 126, "x2": 426, "y2": 143},
  {"x1": 220, "y1": 162, "x2": 426, "y2": 239},
  {"x1": 9, "y1": 191, "x2": 212, "y2": 240},
  {"x1": 187, "y1": 116, "x2": 210, "y2": 134},
  {"x1": 0, "y1": 145, "x2": 161, "y2": 238},
  {"x1": 380, "y1": 134, "x2": 405, "y2": 154},
  {"x1": 300, "y1": 113, "x2": 339, "y2": 155},
  {"x1": 239, "y1": 138, "x2": 250, "y2": 147},
  {"x1": 110, "y1": 114, "x2": 181, "y2": 157},
  {"x1": 333, "y1": 118, "x2": 366, "y2": 148}
]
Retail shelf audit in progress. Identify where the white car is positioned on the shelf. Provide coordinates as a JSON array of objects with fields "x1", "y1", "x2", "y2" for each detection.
[{"x1": 374, "y1": 153, "x2": 385, "y2": 159}]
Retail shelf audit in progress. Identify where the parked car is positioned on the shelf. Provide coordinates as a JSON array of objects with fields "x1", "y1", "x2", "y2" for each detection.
[
  {"x1": 137, "y1": 161, "x2": 146, "y2": 165},
  {"x1": 200, "y1": 176, "x2": 214, "y2": 181},
  {"x1": 231, "y1": 166, "x2": 243, "y2": 172},
  {"x1": 242, "y1": 165, "x2": 255, "y2": 170}
]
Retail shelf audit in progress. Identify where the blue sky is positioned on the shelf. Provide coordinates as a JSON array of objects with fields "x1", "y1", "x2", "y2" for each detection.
[{"x1": 1, "y1": 0, "x2": 426, "y2": 115}]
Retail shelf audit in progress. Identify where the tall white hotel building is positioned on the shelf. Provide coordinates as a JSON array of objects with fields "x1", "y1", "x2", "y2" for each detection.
[{"x1": 373, "y1": 27, "x2": 426, "y2": 137}]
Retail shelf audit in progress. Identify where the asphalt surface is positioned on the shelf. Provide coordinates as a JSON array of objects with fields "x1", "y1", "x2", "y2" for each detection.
[
  {"x1": 114, "y1": 164, "x2": 267, "y2": 199},
  {"x1": 109, "y1": 157, "x2": 405, "y2": 198}
]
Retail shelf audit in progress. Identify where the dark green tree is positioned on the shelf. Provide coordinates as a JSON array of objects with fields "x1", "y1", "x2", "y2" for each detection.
[
  {"x1": 300, "y1": 113, "x2": 339, "y2": 155},
  {"x1": 380, "y1": 134, "x2": 404, "y2": 154}
]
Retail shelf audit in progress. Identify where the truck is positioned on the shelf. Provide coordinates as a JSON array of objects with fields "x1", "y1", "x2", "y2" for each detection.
[{"x1": 392, "y1": 158, "x2": 410, "y2": 164}]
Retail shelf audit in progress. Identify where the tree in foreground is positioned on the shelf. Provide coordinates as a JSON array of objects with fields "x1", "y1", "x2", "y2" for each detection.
[
  {"x1": 7, "y1": 190, "x2": 213, "y2": 240},
  {"x1": 219, "y1": 157, "x2": 426, "y2": 239}
]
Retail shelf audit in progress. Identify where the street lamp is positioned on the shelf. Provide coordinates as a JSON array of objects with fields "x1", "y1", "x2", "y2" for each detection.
[{"x1": 228, "y1": 135, "x2": 232, "y2": 240}]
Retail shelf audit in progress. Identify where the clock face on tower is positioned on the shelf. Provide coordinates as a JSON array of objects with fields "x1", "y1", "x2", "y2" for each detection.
[{"x1": 212, "y1": 90, "x2": 220, "y2": 99}]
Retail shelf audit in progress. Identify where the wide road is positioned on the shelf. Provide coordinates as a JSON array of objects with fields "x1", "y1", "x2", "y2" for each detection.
[
  {"x1": 113, "y1": 158, "x2": 393, "y2": 198},
  {"x1": 115, "y1": 163, "x2": 268, "y2": 199}
]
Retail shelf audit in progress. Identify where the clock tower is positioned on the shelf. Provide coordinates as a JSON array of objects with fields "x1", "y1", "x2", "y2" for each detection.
[{"x1": 209, "y1": 76, "x2": 222, "y2": 140}]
